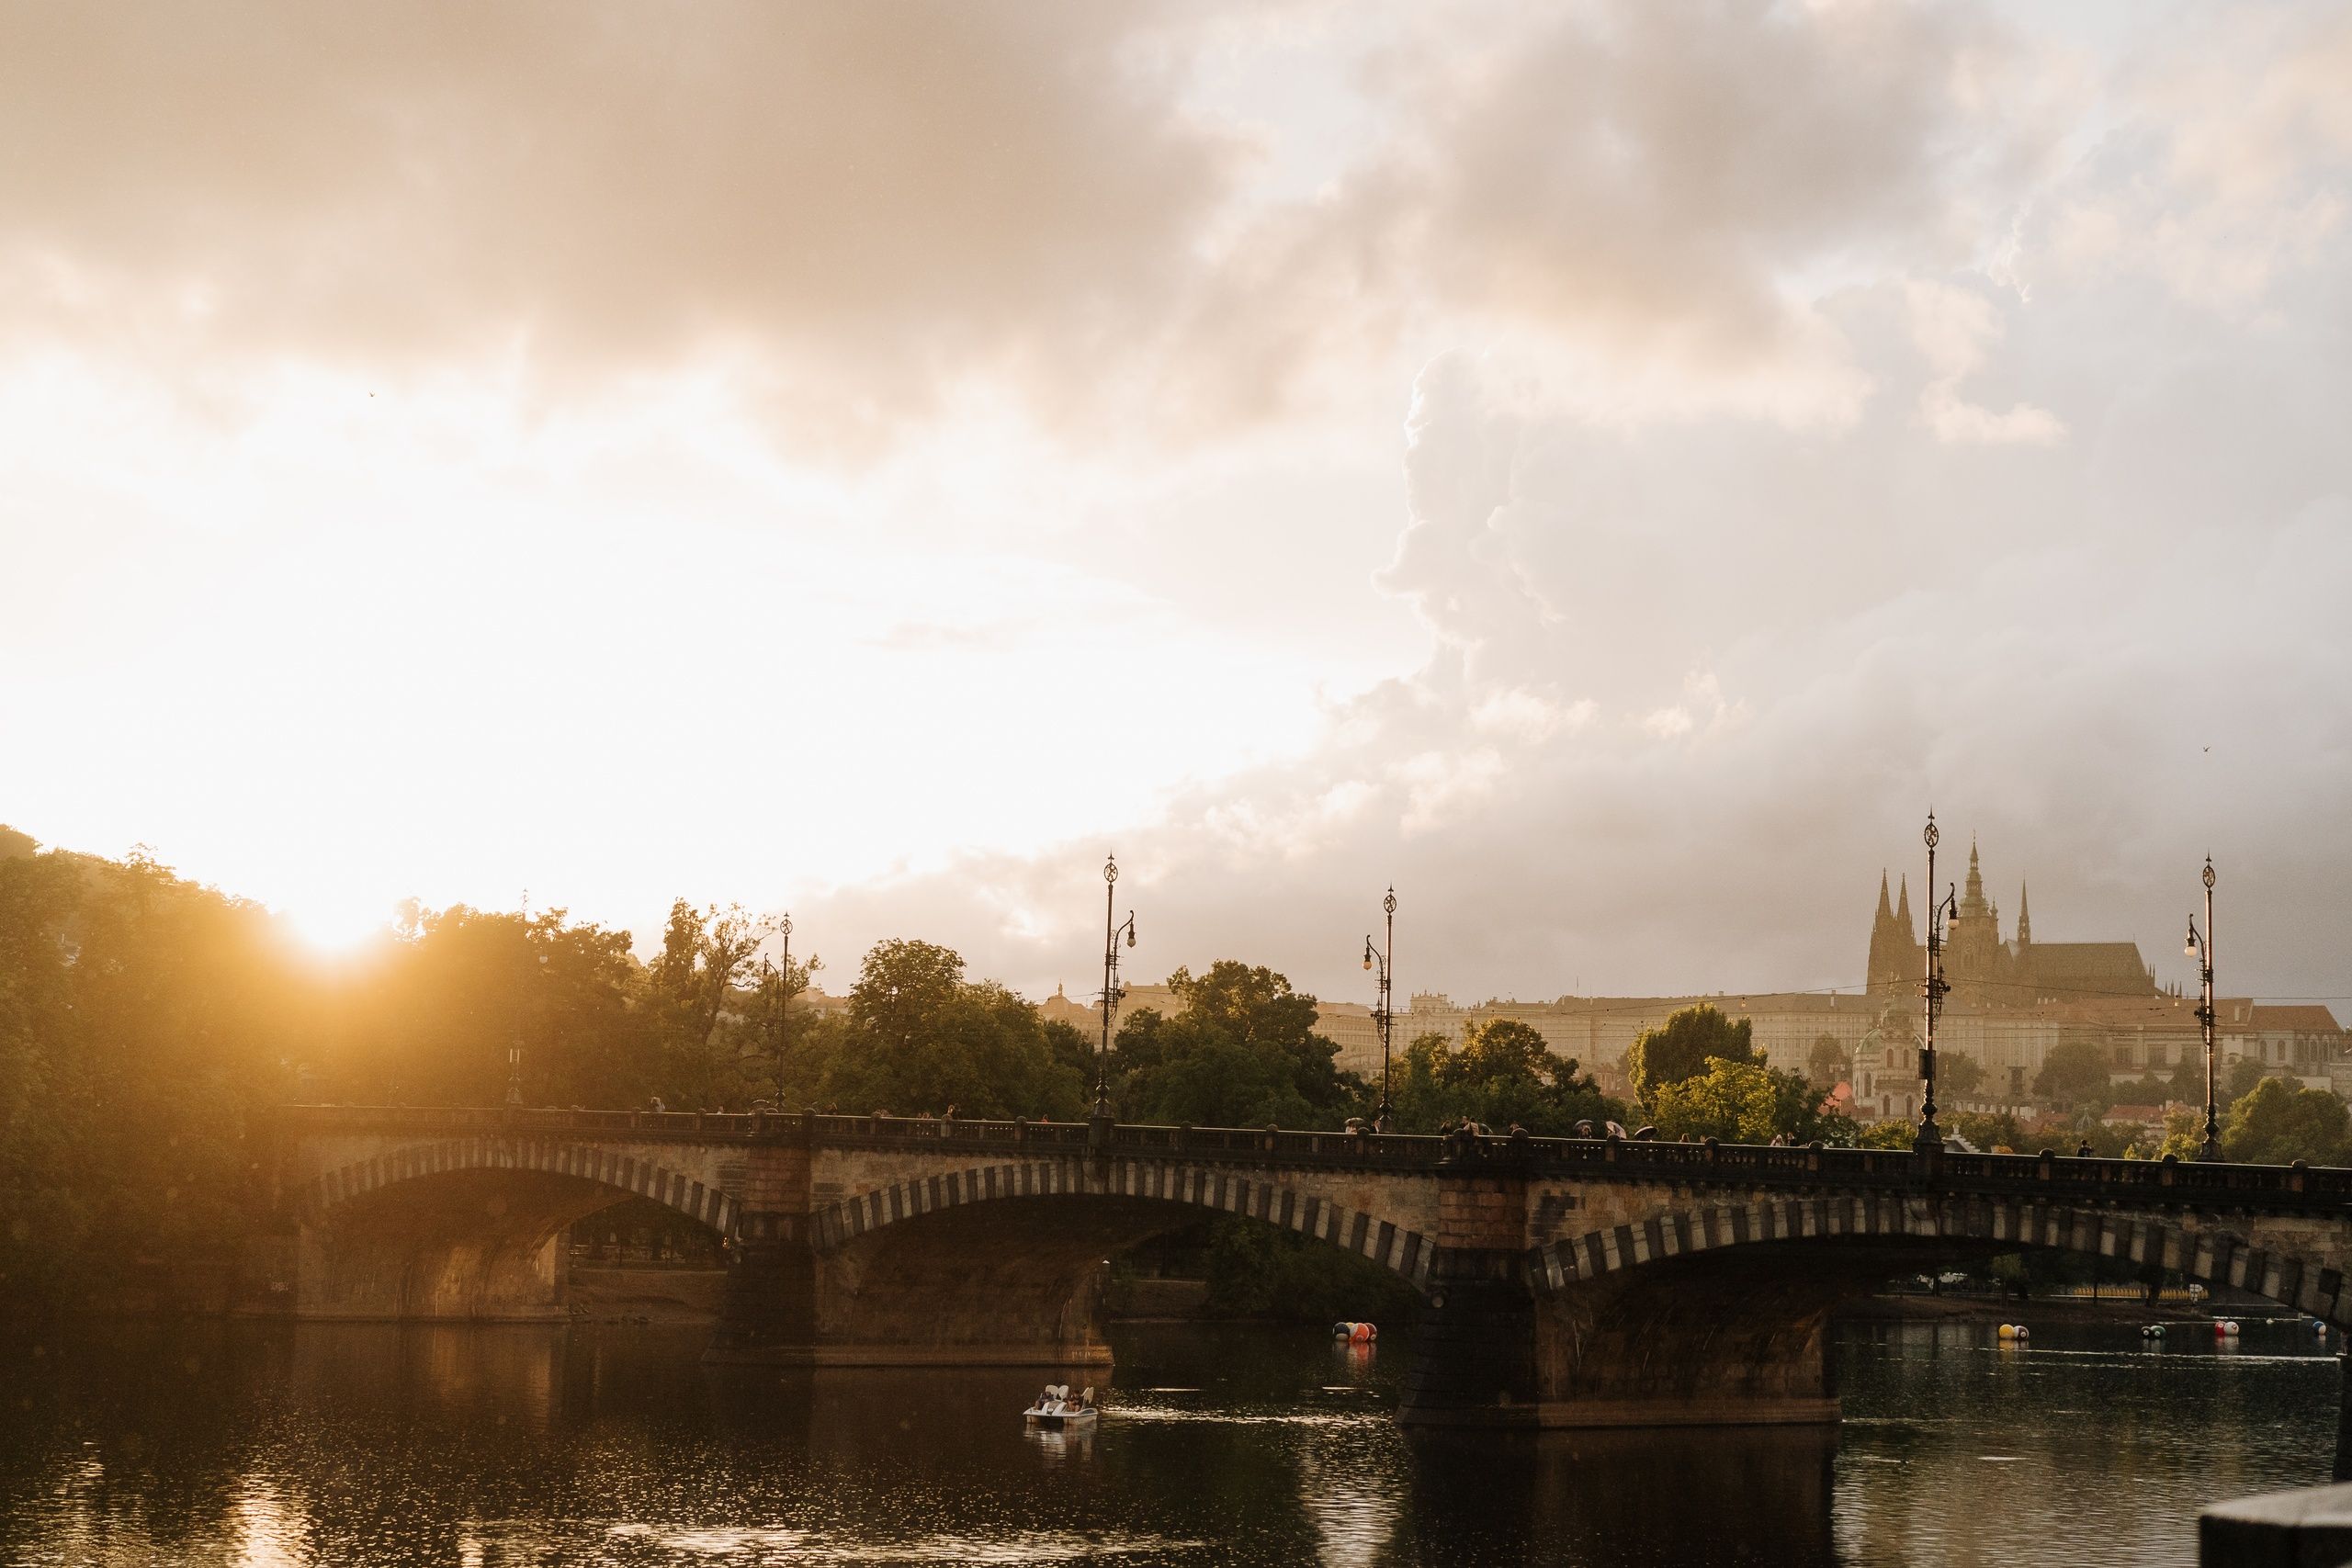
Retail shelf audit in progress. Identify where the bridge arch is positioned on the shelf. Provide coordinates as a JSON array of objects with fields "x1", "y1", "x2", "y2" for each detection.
[
  {"x1": 1533, "y1": 1190, "x2": 2349, "y2": 1325},
  {"x1": 300, "y1": 1136, "x2": 738, "y2": 1238},
  {"x1": 810, "y1": 1153, "x2": 1439, "y2": 1293},
  {"x1": 290, "y1": 1136, "x2": 740, "y2": 1321}
]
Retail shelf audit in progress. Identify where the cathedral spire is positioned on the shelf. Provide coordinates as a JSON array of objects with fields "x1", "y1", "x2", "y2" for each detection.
[
  {"x1": 1962, "y1": 836, "x2": 1987, "y2": 917},
  {"x1": 1894, "y1": 874, "x2": 1913, "y2": 937},
  {"x1": 2016, "y1": 881, "x2": 2031, "y2": 946},
  {"x1": 1876, "y1": 870, "x2": 1892, "y2": 923}
]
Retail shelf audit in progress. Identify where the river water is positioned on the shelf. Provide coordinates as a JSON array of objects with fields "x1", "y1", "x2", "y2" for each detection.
[{"x1": 0, "y1": 1315, "x2": 2336, "y2": 1566}]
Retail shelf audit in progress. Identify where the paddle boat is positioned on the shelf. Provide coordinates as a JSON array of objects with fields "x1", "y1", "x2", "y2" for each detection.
[{"x1": 1023, "y1": 1384, "x2": 1098, "y2": 1431}]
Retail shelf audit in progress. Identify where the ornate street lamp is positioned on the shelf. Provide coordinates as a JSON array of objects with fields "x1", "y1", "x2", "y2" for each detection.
[
  {"x1": 1363, "y1": 887, "x2": 1396, "y2": 1131},
  {"x1": 767, "y1": 912, "x2": 796, "y2": 1101},
  {"x1": 1097, "y1": 855, "x2": 1136, "y2": 1121},
  {"x1": 1917, "y1": 813, "x2": 1962, "y2": 1154},
  {"x1": 505, "y1": 1042, "x2": 525, "y2": 1108},
  {"x1": 2187, "y1": 857, "x2": 2220, "y2": 1160}
]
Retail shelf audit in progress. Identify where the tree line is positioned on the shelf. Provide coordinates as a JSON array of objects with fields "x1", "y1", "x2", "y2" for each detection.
[
  {"x1": 12, "y1": 831, "x2": 2341, "y2": 1318},
  {"x1": 0, "y1": 835, "x2": 1638, "y2": 1312}
]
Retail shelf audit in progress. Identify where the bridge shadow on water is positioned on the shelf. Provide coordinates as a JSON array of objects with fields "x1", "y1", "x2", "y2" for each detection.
[{"x1": 1400, "y1": 1424, "x2": 1837, "y2": 1567}]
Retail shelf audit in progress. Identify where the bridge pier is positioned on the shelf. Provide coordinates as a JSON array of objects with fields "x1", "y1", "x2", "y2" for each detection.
[
  {"x1": 1398, "y1": 1163, "x2": 1542, "y2": 1427},
  {"x1": 707, "y1": 1140, "x2": 1125, "y2": 1371}
]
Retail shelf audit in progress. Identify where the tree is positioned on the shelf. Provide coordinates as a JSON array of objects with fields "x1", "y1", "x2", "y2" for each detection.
[
  {"x1": 745, "y1": 943, "x2": 823, "y2": 1103},
  {"x1": 2153, "y1": 1105, "x2": 2207, "y2": 1160},
  {"x1": 2223, "y1": 1056, "x2": 2270, "y2": 1107},
  {"x1": 1624, "y1": 1005, "x2": 1755, "y2": 1111},
  {"x1": 2033, "y1": 1040, "x2": 2112, "y2": 1109},
  {"x1": 1650, "y1": 1058, "x2": 1851, "y2": 1145},
  {"x1": 1951, "y1": 1110, "x2": 2024, "y2": 1152},
  {"x1": 1114, "y1": 962, "x2": 1363, "y2": 1128},
  {"x1": 808, "y1": 940, "x2": 1085, "y2": 1119},
  {"x1": 2223, "y1": 1077, "x2": 2352, "y2": 1167},
  {"x1": 1939, "y1": 1051, "x2": 1985, "y2": 1100},
  {"x1": 1805, "y1": 1034, "x2": 1849, "y2": 1090},
  {"x1": 1856, "y1": 1120, "x2": 1915, "y2": 1149},
  {"x1": 1385, "y1": 1020, "x2": 1620, "y2": 1135},
  {"x1": 334, "y1": 902, "x2": 642, "y2": 1107}
]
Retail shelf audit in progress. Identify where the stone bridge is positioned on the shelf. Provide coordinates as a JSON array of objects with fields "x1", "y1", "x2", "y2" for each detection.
[{"x1": 260, "y1": 1106, "x2": 2352, "y2": 1429}]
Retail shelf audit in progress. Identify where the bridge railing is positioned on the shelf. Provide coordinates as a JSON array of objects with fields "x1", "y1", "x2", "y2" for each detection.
[
  {"x1": 267, "y1": 1106, "x2": 2352, "y2": 1204},
  {"x1": 273, "y1": 1104, "x2": 773, "y2": 1139},
  {"x1": 1521, "y1": 1135, "x2": 2352, "y2": 1205}
]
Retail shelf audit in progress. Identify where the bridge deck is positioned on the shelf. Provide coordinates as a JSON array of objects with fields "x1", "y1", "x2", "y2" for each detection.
[{"x1": 274, "y1": 1105, "x2": 2352, "y2": 1211}]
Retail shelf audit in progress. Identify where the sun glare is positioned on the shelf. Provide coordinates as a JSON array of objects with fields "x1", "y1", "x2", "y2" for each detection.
[{"x1": 277, "y1": 896, "x2": 394, "y2": 954}]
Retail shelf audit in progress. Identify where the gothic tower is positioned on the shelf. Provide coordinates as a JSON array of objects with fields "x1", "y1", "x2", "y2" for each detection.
[{"x1": 1867, "y1": 871, "x2": 1921, "y2": 998}]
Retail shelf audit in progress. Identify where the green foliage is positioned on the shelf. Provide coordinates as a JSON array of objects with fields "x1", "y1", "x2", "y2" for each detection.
[
  {"x1": 1805, "y1": 1033, "x2": 1849, "y2": 1089},
  {"x1": 2153, "y1": 1050, "x2": 2264, "y2": 1111},
  {"x1": 1198, "y1": 1216, "x2": 1420, "y2": 1322},
  {"x1": 742, "y1": 943, "x2": 824, "y2": 1103},
  {"x1": 1385, "y1": 1021, "x2": 1621, "y2": 1134},
  {"x1": 2046, "y1": 1114, "x2": 2135, "y2": 1157},
  {"x1": 1113, "y1": 963, "x2": 1363, "y2": 1128},
  {"x1": 792, "y1": 940, "x2": 1085, "y2": 1119},
  {"x1": 2223, "y1": 1077, "x2": 2352, "y2": 1167},
  {"x1": 1, "y1": 847, "x2": 326, "y2": 1311},
  {"x1": 1624, "y1": 1005, "x2": 1754, "y2": 1111},
  {"x1": 1855, "y1": 1120, "x2": 1915, "y2": 1149},
  {"x1": 1950, "y1": 1110, "x2": 2024, "y2": 1151},
  {"x1": 2223, "y1": 1056, "x2": 2270, "y2": 1107},
  {"x1": 333, "y1": 901, "x2": 645, "y2": 1107},
  {"x1": 2152, "y1": 1105, "x2": 2207, "y2": 1160},
  {"x1": 641, "y1": 899, "x2": 775, "y2": 1106},
  {"x1": 2033, "y1": 1039, "x2": 2112, "y2": 1109},
  {"x1": 1939, "y1": 1051, "x2": 1985, "y2": 1099},
  {"x1": 1649, "y1": 1057, "x2": 1850, "y2": 1145}
]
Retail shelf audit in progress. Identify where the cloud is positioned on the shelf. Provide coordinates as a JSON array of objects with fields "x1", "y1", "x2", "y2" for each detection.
[
  {"x1": 0, "y1": 0, "x2": 2079, "y2": 454},
  {"x1": 0, "y1": 2, "x2": 1242, "y2": 455},
  {"x1": 1905, "y1": 280, "x2": 2065, "y2": 445},
  {"x1": 1329, "y1": 0, "x2": 2070, "y2": 423},
  {"x1": 2011, "y1": 6, "x2": 2352, "y2": 312}
]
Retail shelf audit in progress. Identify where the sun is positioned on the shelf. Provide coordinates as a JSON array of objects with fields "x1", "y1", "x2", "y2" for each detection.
[{"x1": 277, "y1": 895, "x2": 395, "y2": 954}]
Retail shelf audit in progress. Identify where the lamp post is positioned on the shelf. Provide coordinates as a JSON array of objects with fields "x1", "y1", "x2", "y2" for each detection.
[
  {"x1": 1097, "y1": 855, "x2": 1136, "y2": 1121},
  {"x1": 505, "y1": 1042, "x2": 524, "y2": 1108},
  {"x1": 2187, "y1": 857, "x2": 2220, "y2": 1161},
  {"x1": 756, "y1": 913, "x2": 796, "y2": 1104},
  {"x1": 775, "y1": 913, "x2": 794, "y2": 1102},
  {"x1": 1917, "y1": 813, "x2": 1962, "y2": 1154},
  {"x1": 1363, "y1": 887, "x2": 1396, "y2": 1131}
]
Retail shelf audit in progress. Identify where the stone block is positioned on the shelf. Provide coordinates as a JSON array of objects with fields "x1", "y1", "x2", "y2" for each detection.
[{"x1": 2200, "y1": 1483, "x2": 2352, "y2": 1567}]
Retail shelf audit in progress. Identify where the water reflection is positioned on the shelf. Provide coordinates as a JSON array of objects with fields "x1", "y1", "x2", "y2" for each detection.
[{"x1": 0, "y1": 1316, "x2": 2339, "y2": 1566}]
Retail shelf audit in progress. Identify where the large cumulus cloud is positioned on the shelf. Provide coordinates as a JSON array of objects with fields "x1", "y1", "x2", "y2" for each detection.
[{"x1": 778, "y1": 6, "x2": 2352, "y2": 1010}]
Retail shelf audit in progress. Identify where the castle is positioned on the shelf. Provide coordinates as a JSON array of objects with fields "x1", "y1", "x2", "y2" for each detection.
[{"x1": 1863, "y1": 839, "x2": 2160, "y2": 1009}]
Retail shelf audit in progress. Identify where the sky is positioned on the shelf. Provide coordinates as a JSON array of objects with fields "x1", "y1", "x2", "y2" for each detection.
[{"x1": 3, "y1": 1, "x2": 2348, "y2": 1010}]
